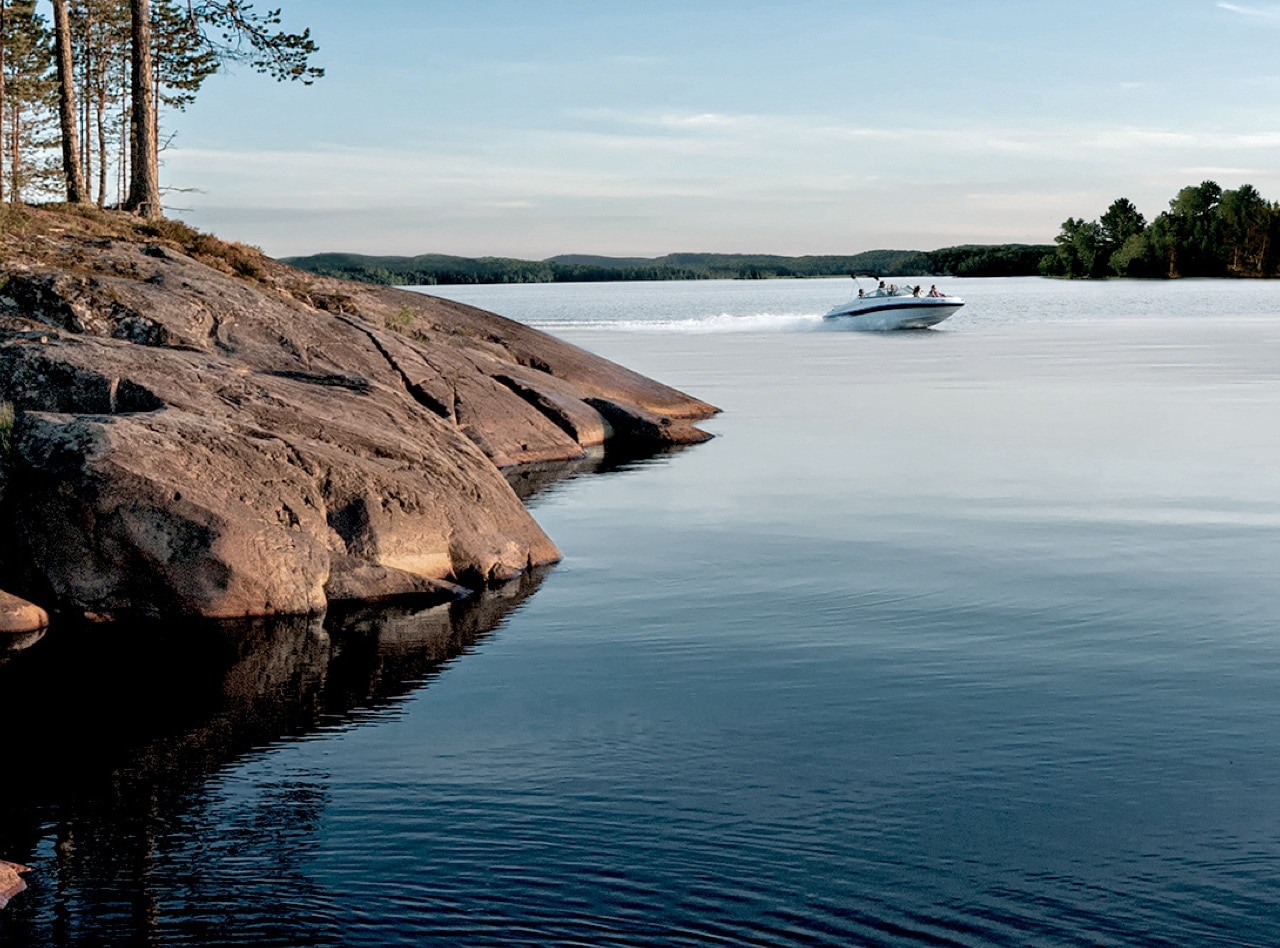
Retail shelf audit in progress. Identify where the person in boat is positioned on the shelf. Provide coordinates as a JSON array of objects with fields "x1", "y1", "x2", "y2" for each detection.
[
  {"x1": 928, "y1": 285, "x2": 942, "y2": 297},
  {"x1": 857, "y1": 288, "x2": 865, "y2": 298},
  {"x1": 912, "y1": 285, "x2": 922, "y2": 297},
  {"x1": 873, "y1": 280, "x2": 887, "y2": 297}
]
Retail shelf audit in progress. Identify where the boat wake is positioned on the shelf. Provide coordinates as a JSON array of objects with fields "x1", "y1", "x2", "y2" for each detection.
[{"x1": 535, "y1": 312, "x2": 827, "y2": 333}]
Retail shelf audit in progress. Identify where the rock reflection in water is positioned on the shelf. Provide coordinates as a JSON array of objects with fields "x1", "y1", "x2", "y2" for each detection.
[
  {"x1": 0, "y1": 571, "x2": 545, "y2": 946},
  {"x1": 505, "y1": 443, "x2": 694, "y2": 504},
  {"x1": 0, "y1": 629, "x2": 45, "y2": 659}
]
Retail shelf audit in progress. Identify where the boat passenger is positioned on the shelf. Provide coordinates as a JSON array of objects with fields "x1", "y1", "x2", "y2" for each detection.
[
  {"x1": 912, "y1": 285, "x2": 922, "y2": 297},
  {"x1": 873, "y1": 280, "x2": 887, "y2": 297},
  {"x1": 928, "y1": 285, "x2": 941, "y2": 297},
  {"x1": 857, "y1": 288, "x2": 865, "y2": 298}
]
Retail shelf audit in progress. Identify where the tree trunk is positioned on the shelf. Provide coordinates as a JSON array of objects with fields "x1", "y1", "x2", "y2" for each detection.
[
  {"x1": 52, "y1": 0, "x2": 88, "y2": 203},
  {"x1": 10, "y1": 108, "x2": 19, "y2": 204},
  {"x1": 81, "y1": 11, "x2": 92, "y2": 197},
  {"x1": 96, "y1": 85, "x2": 107, "y2": 206},
  {"x1": 119, "y1": 54, "x2": 128, "y2": 207},
  {"x1": 124, "y1": 0, "x2": 160, "y2": 218},
  {"x1": 0, "y1": 0, "x2": 7, "y2": 204}
]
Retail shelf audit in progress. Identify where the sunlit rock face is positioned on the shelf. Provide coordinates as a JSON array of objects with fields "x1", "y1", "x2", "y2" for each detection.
[
  {"x1": 0, "y1": 591, "x2": 47, "y2": 637},
  {"x1": 0, "y1": 211, "x2": 716, "y2": 619},
  {"x1": 0, "y1": 860, "x2": 28, "y2": 911}
]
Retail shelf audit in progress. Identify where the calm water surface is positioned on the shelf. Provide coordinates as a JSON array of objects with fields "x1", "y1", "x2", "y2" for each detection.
[{"x1": 2, "y1": 277, "x2": 1279, "y2": 946}]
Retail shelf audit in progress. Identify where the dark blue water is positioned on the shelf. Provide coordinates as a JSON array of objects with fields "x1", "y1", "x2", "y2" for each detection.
[{"x1": 3, "y1": 279, "x2": 1279, "y2": 945}]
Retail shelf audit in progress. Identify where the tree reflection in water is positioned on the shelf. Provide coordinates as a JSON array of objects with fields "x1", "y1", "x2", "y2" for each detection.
[{"x1": 0, "y1": 570, "x2": 547, "y2": 947}]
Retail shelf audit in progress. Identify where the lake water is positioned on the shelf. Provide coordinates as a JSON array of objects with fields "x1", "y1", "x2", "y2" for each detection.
[{"x1": 3, "y1": 276, "x2": 1280, "y2": 946}]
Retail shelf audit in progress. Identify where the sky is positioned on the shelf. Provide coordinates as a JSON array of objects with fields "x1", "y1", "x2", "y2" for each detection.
[{"x1": 143, "y1": 0, "x2": 1280, "y2": 258}]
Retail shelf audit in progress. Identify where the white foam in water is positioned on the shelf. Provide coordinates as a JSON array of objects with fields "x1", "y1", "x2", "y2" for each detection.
[{"x1": 538, "y1": 312, "x2": 826, "y2": 333}]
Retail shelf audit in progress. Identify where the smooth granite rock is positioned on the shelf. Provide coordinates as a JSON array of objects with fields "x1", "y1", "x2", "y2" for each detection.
[
  {"x1": 0, "y1": 860, "x2": 29, "y2": 911},
  {"x1": 0, "y1": 210, "x2": 717, "y2": 619},
  {"x1": 0, "y1": 590, "x2": 48, "y2": 634}
]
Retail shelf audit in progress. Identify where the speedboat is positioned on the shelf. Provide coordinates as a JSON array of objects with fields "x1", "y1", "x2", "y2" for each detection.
[{"x1": 823, "y1": 284, "x2": 963, "y2": 329}]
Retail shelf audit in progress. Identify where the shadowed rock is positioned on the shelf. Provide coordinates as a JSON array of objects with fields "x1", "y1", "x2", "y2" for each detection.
[
  {"x1": 0, "y1": 209, "x2": 718, "y2": 619},
  {"x1": 0, "y1": 575, "x2": 546, "y2": 940}
]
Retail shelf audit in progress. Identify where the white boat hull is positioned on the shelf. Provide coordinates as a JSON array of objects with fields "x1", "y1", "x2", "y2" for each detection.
[{"x1": 823, "y1": 295, "x2": 963, "y2": 330}]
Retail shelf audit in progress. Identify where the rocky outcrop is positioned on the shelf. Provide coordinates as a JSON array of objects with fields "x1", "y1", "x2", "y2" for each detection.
[
  {"x1": 0, "y1": 209, "x2": 717, "y2": 620},
  {"x1": 0, "y1": 860, "x2": 29, "y2": 911},
  {"x1": 0, "y1": 590, "x2": 47, "y2": 634}
]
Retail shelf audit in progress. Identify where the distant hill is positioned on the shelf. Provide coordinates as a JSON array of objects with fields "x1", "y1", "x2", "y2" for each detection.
[{"x1": 282, "y1": 245, "x2": 1051, "y2": 286}]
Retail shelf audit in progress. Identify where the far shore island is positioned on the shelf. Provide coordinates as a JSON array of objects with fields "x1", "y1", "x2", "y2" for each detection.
[
  {"x1": 282, "y1": 245, "x2": 1052, "y2": 286},
  {"x1": 284, "y1": 179, "x2": 1280, "y2": 287}
]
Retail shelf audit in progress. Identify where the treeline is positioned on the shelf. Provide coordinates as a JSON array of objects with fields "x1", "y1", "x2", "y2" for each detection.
[
  {"x1": 923, "y1": 244, "x2": 1051, "y2": 278},
  {"x1": 0, "y1": 0, "x2": 318, "y2": 215},
  {"x1": 283, "y1": 244, "x2": 1053, "y2": 286},
  {"x1": 283, "y1": 253, "x2": 711, "y2": 285},
  {"x1": 1041, "y1": 181, "x2": 1280, "y2": 278}
]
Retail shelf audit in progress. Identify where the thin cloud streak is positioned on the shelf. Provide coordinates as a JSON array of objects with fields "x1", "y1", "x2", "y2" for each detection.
[
  {"x1": 168, "y1": 130, "x2": 1280, "y2": 235},
  {"x1": 1217, "y1": 2, "x2": 1280, "y2": 21},
  {"x1": 168, "y1": 114, "x2": 1280, "y2": 256}
]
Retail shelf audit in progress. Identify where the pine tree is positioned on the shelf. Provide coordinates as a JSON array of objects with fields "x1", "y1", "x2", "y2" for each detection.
[
  {"x1": 51, "y1": 0, "x2": 87, "y2": 202},
  {"x1": 6, "y1": 0, "x2": 319, "y2": 215},
  {"x1": 124, "y1": 0, "x2": 158, "y2": 216},
  {"x1": 0, "y1": 0, "x2": 7, "y2": 203},
  {"x1": 124, "y1": 0, "x2": 321, "y2": 218},
  {"x1": 152, "y1": 0, "x2": 217, "y2": 118},
  {"x1": 1, "y1": 1, "x2": 59, "y2": 203},
  {"x1": 184, "y1": 2, "x2": 322, "y2": 85},
  {"x1": 70, "y1": 0, "x2": 129, "y2": 205}
]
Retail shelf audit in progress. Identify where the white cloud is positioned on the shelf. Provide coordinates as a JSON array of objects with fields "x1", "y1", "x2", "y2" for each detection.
[
  {"x1": 570, "y1": 109, "x2": 1280, "y2": 160},
  {"x1": 566, "y1": 108, "x2": 768, "y2": 132},
  {"x1": 1178, "y1": 165, "x2": 1269, "y2": 177},
  {"x1": 164, "y1": 106, "x2": 1280, "y2": 257},
  {"x1": 1217, "y1": 2, "x2": 1280, "y2": 21}
]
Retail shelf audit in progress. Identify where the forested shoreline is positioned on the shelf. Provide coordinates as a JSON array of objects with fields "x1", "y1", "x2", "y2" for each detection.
[
  {"x1": 283, "y1": 244, "x2": 1053, "y2": 286},
  {"x1": 1041, "y1": 181, "x2": 1280, "y2": 279},
  {"x1": 289, "y1": 181, "x2": 1280, "y2": 287}
]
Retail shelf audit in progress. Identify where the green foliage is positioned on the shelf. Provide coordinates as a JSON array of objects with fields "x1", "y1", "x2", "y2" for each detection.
[
  {"x1": 2, "y1": 1, "x2": 61, "y2": 202},
  {"x1": 1099, "y1": 197, "x2": 1146, "y2": 249},
  {"x1": 51, "y1": 1, "x2": 318, "y2": 208},
  {"x1": 0, "y1": 401, "x2": 14, "y2": 466},
  {"x1": 139, "y1": 217, "x2": 264, "y2": 278},
  {"x1": 0, "y1": 401, "x2": 11, "y2": 501},
  {"x1": 68, "y1": 0, "x2": 129, "y2": 206},
  {"x1": 384, "y1": 306, "x2": 414, "y2": 333},
  {"x1": 1043, "y1": 182, "x2": 1280, "y2": 279},
  {"x1": 186, "y1": 2, "x2": 323, "y2": 84},
  {"x1": 1040, "y1": 217, "x2": 1108, "y2": 278},
  {"x1": 0, "y1": 204, "x2": 34, "y2": 234},
  {"x1": 230, "y1": 254, "x2": 262, "y2": 279},
  {"x1": 1109, "y1": 232, "x2": 1162, "y2": 278},
  {"x1": 1219, "y1": 184, "x2": 1273, "y2": 277},
  {"x1": 64, "y1": 0, "x2": 217, "y2": 207},
  {"x1": 152, "y1": 0, "x2": 221, "y2": 112},
  {"x1": 923, "y1": 244, "x2": 1051, "y2": 277},
  {"x1": 284, "y1": 245, "x2": 1051, "y2": 287}
]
